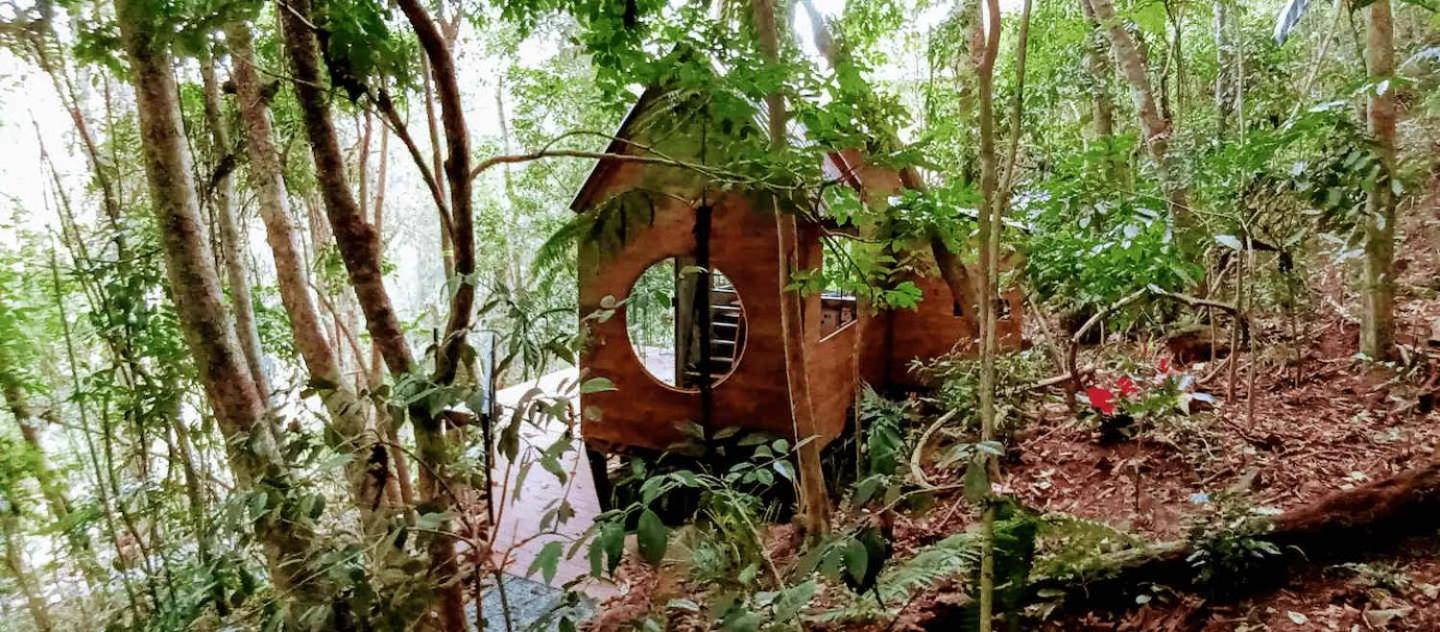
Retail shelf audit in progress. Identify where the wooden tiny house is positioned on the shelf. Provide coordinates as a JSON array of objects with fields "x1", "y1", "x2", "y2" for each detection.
[{"x1": 573, "y1": 86, "x2": 1022, "y2": 455}]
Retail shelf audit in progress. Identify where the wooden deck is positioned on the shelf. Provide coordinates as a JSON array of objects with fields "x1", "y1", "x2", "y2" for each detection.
[{"x1": 489, "y1": 368, "x2": 616, "y2": 600}]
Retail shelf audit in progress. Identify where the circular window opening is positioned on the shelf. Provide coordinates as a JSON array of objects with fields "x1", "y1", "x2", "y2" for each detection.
[{"x1": 625, "y1": 257, "x2": 747, "y2": 389}]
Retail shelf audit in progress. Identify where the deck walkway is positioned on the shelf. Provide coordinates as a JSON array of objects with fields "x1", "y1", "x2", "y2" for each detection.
[{"x1": 485, "y1": 367, "x2": 617, "y2": 622}]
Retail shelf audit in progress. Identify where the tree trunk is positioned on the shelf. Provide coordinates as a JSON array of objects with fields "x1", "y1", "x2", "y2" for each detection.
[
  {"x1": 971, "y1": 0, "x2": 1003, "y2": 626},
  {"x1": 0, "y1": 354, "x2": 107, "y2": 589},
  {"x1": 115, "y1": 0, "x2": 310, "y2": 597},
  {"x1": 2, "y1": 515, "x2": 54, "y2": 632},
  {"x1": 421, "y1": 57, "x2": 456, "y2": 280},
  {"x1": 368, "y1": 126, "x2": 415, "y2": 508},
  {"x1": 1085, "y1": 0, "x2": 1194, "y2": 255},
  {"x1": 49, "y1": 250, "x2": 145, "y2": 615},
  {"x1": 1027, "y1": 455, "x2": 1440, "y2": 610},
  {"x1": 751, "y1": 0, "x2": 831, "y2": 539},
  {"x1": 225, "y1": 20, "x2": 392, "y2": 532},
  {"x1": 393, "y1": 2, "x2": 477, "y2": 626},
  {"x1": 275, "y1": 1, "x2": 463, "y2": 623},
  {"x1": 277, "y1": 2, "x2": 415, "y2": 377},
  {"x1": 1360, "y1": 0, "x2": 1397, "y2": 360},
  {"x1": 396, "y1": 0, "x2": 474, "y2": 387},
  {"x1": 199, "y1": 53, "x2": 271, "y2": 404},
  {"x1": 30, "y1": 32, "x2": 123, "y2": 230},
  {"x1": 1078, "y1": 0, "x2": 1116, "y2": 142},
  {"x1": 0, "y1": 370, "x2": 71, "y2": 524},
  {"x1": 1213, "y1": 0, "x2": 1231, "y2": 137}
]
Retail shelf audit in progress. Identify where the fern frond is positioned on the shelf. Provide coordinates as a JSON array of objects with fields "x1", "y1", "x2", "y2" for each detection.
[{"x1": 533, "y1": 213, "x2": 591, "y2": 280}]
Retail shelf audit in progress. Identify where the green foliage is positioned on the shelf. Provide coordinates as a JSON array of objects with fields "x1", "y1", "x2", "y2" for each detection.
[
  {"x1": 313, "y1": 0, "x2": 419, "y2": 97},
  {"x1": 1184, "y1": 492, "x2": 1285, "y2": 594},
  {"x1": 915, "y1": 348, "x2": 1050, "y2": 440},
  {"x1": 822, "y1": 503, "x2": 1039, "y2": 627},
  {"x1": 576, "y1": 425, "x2": 797, "y2": 600},
  {"x1": 1029, "y1": 513, "x2": 1146, "y2": 584},
  {"x1": 1024, "y1": 140, "x2": 1200, "y2": 313},
  {"x1": 7, "y1": 0, "x2": 1438, "y2": 627}
]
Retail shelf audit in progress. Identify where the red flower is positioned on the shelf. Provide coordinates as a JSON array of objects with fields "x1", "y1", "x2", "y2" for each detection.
[
  {"x1": 1116, "y1": 375, "x2": 1138, "y2": 398},
  {"x1": 1086, "y1": 386, "x2": 1116, "y2": 415},
  {"x1": 1157, "y1": 356, "x2": 1171, "y2": 374}
]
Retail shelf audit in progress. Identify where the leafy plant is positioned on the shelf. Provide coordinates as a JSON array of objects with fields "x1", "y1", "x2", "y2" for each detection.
[{"x1": 1184, "y1": 493, "x2": 1285, "y2": 594}]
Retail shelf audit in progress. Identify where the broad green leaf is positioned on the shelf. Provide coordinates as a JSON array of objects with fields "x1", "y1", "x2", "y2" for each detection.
[
  {"x1": 527, "y1": 541, "x2": 565, "y2": 584},
  {"x1": 580, "y1": 377, "x2": 617, "y2": 394},
  {"x1": 636, "y1": 509, "x2": 668, "y2": 565}
]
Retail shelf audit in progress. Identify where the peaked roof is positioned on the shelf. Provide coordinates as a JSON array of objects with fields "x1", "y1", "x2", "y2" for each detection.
[{"x1": 568, "y1": 85, "x2": 868, "y2": 214}]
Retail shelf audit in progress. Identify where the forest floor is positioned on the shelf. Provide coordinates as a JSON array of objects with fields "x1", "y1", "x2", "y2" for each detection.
[{"x1": 583, "y1": 195, "x2": 1440, "y2": 631}]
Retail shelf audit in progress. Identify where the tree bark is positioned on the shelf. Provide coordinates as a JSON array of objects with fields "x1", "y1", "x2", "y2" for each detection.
[
  {"x1": 420, "y1": 57, "x2": 456, "y2": 280},
  {"x1": 199, "y1": 53, "x2": 272, "y2": 404},
  {"x1": 275, "y1": 1, "x2": 462, "y2": 623},
  {"x1": 1085, "y1": 0, "x2": 1194, "y2": 254},
  {"x1": 368, "y1": 126, "x2": 415, "y2": 508},
  {"x1": 396, "y1": 0, "x2": 474, "y2": 387},
  {"x1": 28, "y1": 28, "x2": 123, "y2": 230},
  {"x1": 1360, "y1": 0, "x2": 1396, "y2": 360},
  {"x1": 48, "y1": 250, "x2": 146, "y2": 615},
  {"x1": 0, "y1": 368, "x2": 71, "y2": 524},
  {"x1": 1026, "y1": 455, "x2": 1440, "y2": 610},
  {"x1": 278, "y1": 0, "x2": 416, "y2": 378},
  {"x1": 392, "y1": 3, "x2": 476, "y2": 626},
  {"x1": 2, "y1": 515, "x2": 54, "y2": 632},
  {"x1": 115, "y1": 0, "x2": 310, "y2": 596},
  {"x1": 1078, "y1": 0, "x2": 1116, "y2": 142},
  {"x1": 971, "y1": 0, "x2": 1003, "y2": 626},
  {"x1": 225, "y1": 21, "x2": 391, "y2": 531},
  {"x1": 1213, "y1": 0, "x2": 1231, "y2": 137},
  {"x1": 0, "y1": 350, "x2": 107, "y2": 589},
  {"x1": 751, "y1": 0, "x2": 831, "y2": 538}
]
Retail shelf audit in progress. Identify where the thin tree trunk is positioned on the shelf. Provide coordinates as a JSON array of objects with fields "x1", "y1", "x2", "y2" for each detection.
[
  {"x1": 365, "y1": 125, "x2": 411, "y2": 509},
  {"x1": 2, "y1": 516, "x2": 53, "y2": 632},
  {"x1": 1360, "y1": 0, "x2": 1396, "y2": 360},
  {"x1": 1078, "y1": 0, "x2": 1116, "y2": 142},
  {"x1": 495, "y1": 81, "x2": 522, "y2": 291},
  {"x1": 225, "y1": 21, "x2": 391, "y2": 531},
  {"x1": 751, "y1": 0, "x2": 831, "y2": 538},
  {"x1": 28, "y1": 30, "x2": 123, "y2": 230},
  {"x1": 1086, "y1": 0, "x2": 1194, "y2": 255},
  {"x1": 199, "y1": 54, "x2": 271, "y2": 404},
  {"x1": 115, "y1": 0, "x2": 311, "y2": 598},
  {"x1": 1167, "y1": 0, "x2": 1184, "y2": 120},
  {"x1": 166, "y1": 394, "x2": 229, "y2": 614},
  {"x1": 1, "y1": 370, "x2": 71, "y2": 524},
  {"x1": 277, "y1": 0, "x2": 416, "y2": 378},
  {"x1": 972, "y1": 0, "x2": 1003, "y2": 625},
  {"x1": 0, "y1": 354, "x2": 108, "y2": 595},
  {"x1": 421, "y1": 57, "x2": 456, "y2": 280},
  {"x1": 275, "y1": 1, "x2": 462, "y2": 622},
  {"x1": 393, "y1": 1, "x2": 475, "y2": 624},
  {"x1": 48, "y1": 249, "x2": 144, "y2": 616},
  {"x1": 1213, "y1": 0, "x2": 1231, "y2": 136},
  {"x1": 396, "y1": 0, "x2": 474, "y2": 386},
  {"x1": 369, "y1": 125, "x2": 414, "y2": 507}
]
